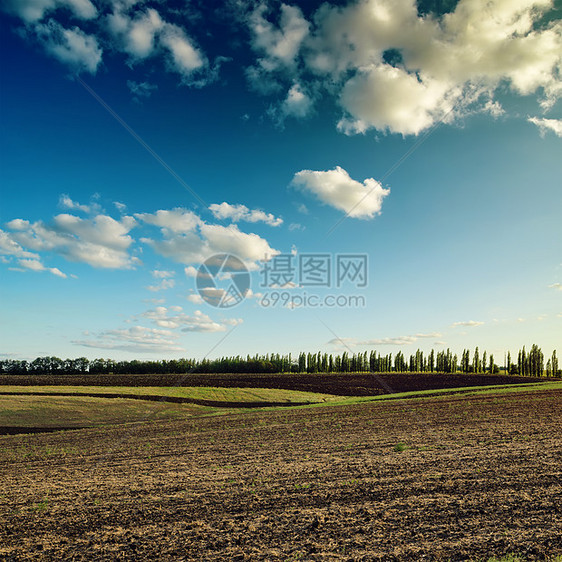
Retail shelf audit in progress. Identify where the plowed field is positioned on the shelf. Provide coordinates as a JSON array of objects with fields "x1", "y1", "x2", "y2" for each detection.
[
  {"x1": 0, "y1": 372, "x2": 546, "y2": 395},
  {"x1": 1, "y1": 389, "x2": 561, "y2": 560}
]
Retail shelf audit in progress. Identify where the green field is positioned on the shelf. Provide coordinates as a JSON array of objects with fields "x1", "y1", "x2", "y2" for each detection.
[
  {"x1": 0, "y1": 385, "x2": 339, "y2": 430},
  {"x1": 0, "y1": 394, "x2": 211, "y2": 429}
]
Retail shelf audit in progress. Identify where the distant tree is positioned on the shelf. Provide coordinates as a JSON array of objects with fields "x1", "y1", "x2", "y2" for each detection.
[{"x1": 472, "y1": 347, "x2": 480, "y2": 374}]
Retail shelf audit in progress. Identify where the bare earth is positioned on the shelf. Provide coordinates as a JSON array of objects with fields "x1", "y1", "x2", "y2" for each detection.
[{"x1": 1, "y1": 389, "x2": 561, "y2": 560}]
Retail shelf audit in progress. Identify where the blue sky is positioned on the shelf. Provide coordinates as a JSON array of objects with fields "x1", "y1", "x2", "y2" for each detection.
[{"x1": 1, "y1": 0, "x2": 560, "y2": 362}]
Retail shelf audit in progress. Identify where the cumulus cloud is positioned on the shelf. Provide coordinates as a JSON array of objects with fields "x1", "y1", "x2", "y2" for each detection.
[
  {"x1": 146, "y1": 279, "x2": 175, "y2": 292},
  {"x1": 15, "y1": 258, "x2": 67, "y2": 278},
  {"x1": 548, "y1": 282, "x2": 562, "y2": 291},
  {"x1": 4, "y1": 1, "x2": 211, "y2": 83},
  {"x1": 281, "y1": 82, "x2": 313, "y2": 118},
  {"x1": 528, "y1": 117, "x2": 562, "y2": 137},
  {"x1": 73, "y1": 325, "x2": 184, "y2": 353},
  {"x1": 160, "y1": 23, "x2": 206, "y2": 80},
  {"x1": 359, "y1": 332, "x2": 442, "y2": 346},
  {"x1": 107, "y1": 5, "x2": 208, "y2": 83},
  {"x1": 59, "y1": 194, "x2": 101, "y2": 214},
  {"x1": 209, "y1": 202, "x2": 283, "y2": 226},
  {"x1": 3, "y1": 213, "x2": 138, "y2": 269},
  {"x1": 139, "y1": 211, "x2": 279, "y2": 270},
  {"x1": 292, "y1": 166, "x2": 390, "y2": 219},
  {"x1": 142, "y1": 306, "x2": 242, "y2": 333},
  {"x1": 3, "y1": 0, "x2": 97, "y2": 23},
  {"x1": 338, "y1": 64, "x2": 453, "y2": 136},
  {"x1": 0, "y1": 229, "x2": 39, "y2": 259},
  {"x1": 34, "y1": 19, "x2": 102, "y2": 74},
  {"x1": 135, "y1": 208, "x2": 201, "y2": 233},
  {"x1": 451, "y1": 320, "x2": 484, "y2": 327},
  {"x1": 108, "y1": 7, "x2": 164, "y2": 59},
  {"x1": 327, "y1": 331, "x2": 443, "y2": 347},
  {"x1": 152, "y1": 269, "x2": 175, "y2": 279},
  {"x1": 2, "y1": 202, "x2": 279, "y2": 276},
  {"x1": 249, "y1": 3, "x2": 309, "y2": 71},
  {"x1": 244, "y1": 0, "x2": 562, "y2": 135}
]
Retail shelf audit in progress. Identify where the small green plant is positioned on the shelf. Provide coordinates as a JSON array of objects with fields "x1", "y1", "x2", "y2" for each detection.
[
  {"x1": 394, "y1": 442, "x2": 408, "y2": 452},
  {"x1": 31, "y1": 499, "x2": 49, "y2": 512}
]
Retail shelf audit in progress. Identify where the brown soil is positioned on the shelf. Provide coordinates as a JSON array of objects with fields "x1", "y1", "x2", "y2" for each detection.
[
  {"x1": 0, "y1": 372, "x2": 549, "y2": 395},
  {"x1": 1, "y1": 389, "x2": 561, "y2": 561}
]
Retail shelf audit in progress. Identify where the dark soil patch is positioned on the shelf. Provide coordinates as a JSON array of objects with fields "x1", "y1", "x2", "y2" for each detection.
[
  {"x1": 0, "y1": 372, "x2": 550, "y2": 396},
  {"x1": 1, "y1": 389, "x2": 561, "y2": 560}
]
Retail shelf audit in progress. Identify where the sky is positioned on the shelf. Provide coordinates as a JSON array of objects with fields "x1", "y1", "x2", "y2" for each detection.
[{"x1": 0, "y1": 0, "x2": 561, "y2": 363}]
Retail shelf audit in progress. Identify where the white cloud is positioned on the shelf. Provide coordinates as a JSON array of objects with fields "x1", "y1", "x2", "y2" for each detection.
[
  {"x1": 529, "y1": 117, "x2": 562, "y2": 137},
  {"x1": 249, "y1": 3, "x2": 309, "y2": 71},
  {"x1": 292, "y1": 166, "x2": 390, "y2": 219},
  {"x1": 184, "y1": 266, "x2": 198, "y2": 277},
  {"x1": 186, "y1": 293, "x2": 204, "y2": 304},
  {"x1": 146, "y1": 279, "x2": 175, "y2": 292},
  {"x1": 328, "y1": 332, "x2": 443, "y2": 347},
  {"x1": 548, "y1": 282, "x2": 562, "y2": 291},
  {"x1": 361, "y1": 332, "x2": 442, "y2": 346},
  {"x1": 142, "y1": 306, "x2": 241, "y2": 333},
  {"x1": 244, "y1": 0, "x2": 562, "y2": 136},
  {"x1": 73, "y1": 325, "x2": 184, "y2": 353},
  {"x1": 107, "y1": 7, "x2": 164, "y2": 59},
  {"x1": 4, "y1": 213, "x2": 138, "y2": 269},
  {"x1": 200, "y1": 223, "x2": 279, "y2": 267},
  {"x1": 338, "y1": 64, "x2": 453, "y2": 136},
  {"x1": 140, "y1": 214, "x2": 279, "y2": 270},
  {"x1": 451, "y1": 320, "x2": 485, "y2": 327},
  {"x1": 59, "y1": 194, "x2": 101, "y2": 214},
  {"x1": 107, "y1": 6, "x2": 208, "y2": 81},
  {"x1": 160, "y1": 23, "x2": 206, "y2": 79},
  {"x1": 152, "y1": 269, "x2": 175, "y2": 279},
  {"x1": 17, "y1": 258, "x2": 67, "y2": 278},
  {"x1": 3, "y1": 0, "x2": 97, "y2": 23},
  {"x1": 209, "y1": 202, "x2": 283, "y2": 226},
  {"x1": 0, "y1": 229, "x2": 39, "y2": 259},
  {"x1": 281, "y1": 83, "x2": 313, "y2": 118},
  {"x1": 34, "y1": 20, "x2": 102, "y2": 74},
  {"x1": 135, "y1": 208, "x2": 201, "y2": 233}
]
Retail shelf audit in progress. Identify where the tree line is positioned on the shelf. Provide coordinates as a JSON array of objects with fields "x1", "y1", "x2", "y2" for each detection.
[{"x1": 0, "y1": 345, "x2": 558, "y2": 377}]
